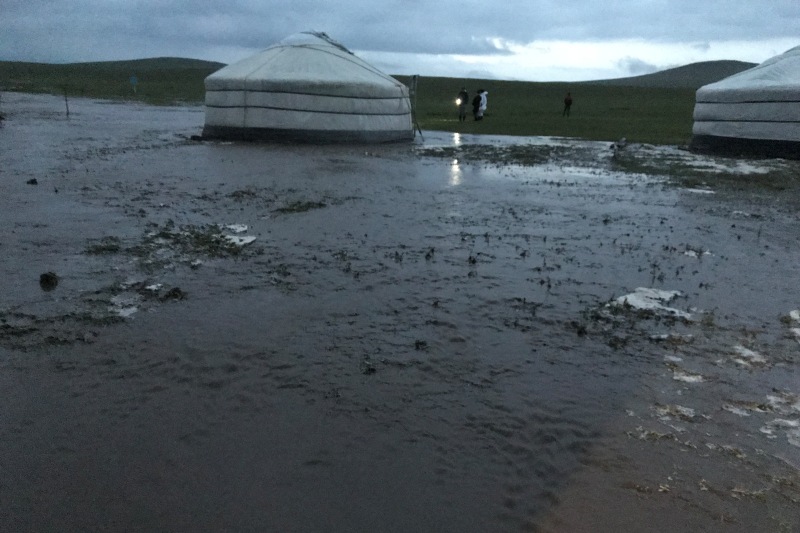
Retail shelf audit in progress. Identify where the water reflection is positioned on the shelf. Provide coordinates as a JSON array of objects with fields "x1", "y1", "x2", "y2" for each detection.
[
  {"x1": 452, "y1": 132, "x2": 462, "y2": 147},
  {"x1": 449, "y1": 158, "x2": 461, "y2": 186}
]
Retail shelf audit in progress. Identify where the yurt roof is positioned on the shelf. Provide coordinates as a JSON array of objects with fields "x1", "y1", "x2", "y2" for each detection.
[
  {"x1": 696, "y1": 45, "x2": 800, "y2": 102},
  {"x1": 205, "y1": 31, "x2": 407, "y2": 98}
]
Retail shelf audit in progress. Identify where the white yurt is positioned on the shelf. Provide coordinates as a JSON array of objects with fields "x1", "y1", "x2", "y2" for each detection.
[
  {"x1": 690, "y1": 45, "x2": 800, "y2": 159},
  {"x1": 202, "y1": 32, "x2": 413, "y2": 143}
]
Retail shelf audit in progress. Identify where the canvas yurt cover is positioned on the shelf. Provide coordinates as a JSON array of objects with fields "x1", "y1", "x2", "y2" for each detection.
[
  {"x1": 202, "y1": 32, "x2": 413, "y2": 143},
  {"x1": 690, "y1": 45, "x2": 800, "y2": 159}
]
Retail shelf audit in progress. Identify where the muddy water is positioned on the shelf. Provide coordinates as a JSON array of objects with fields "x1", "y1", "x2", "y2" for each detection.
[{"x1": 1, "y1": 93, "x2": 799, "y2": 532}]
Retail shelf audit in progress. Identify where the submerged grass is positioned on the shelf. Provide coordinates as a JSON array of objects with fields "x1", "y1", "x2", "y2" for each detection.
[
  {"x1": 0, "y1": 309, "x2": 124, "y2": 350},
  {"x1": 419, "y1": 140, "x2": 800, "y2": 204},
  {"x1": 84, "y1": 222, "x2": 263, "y2": 274},
  {"x1": 274, "y1": 200, "x2": 327, "y2": 214},
  {"x1": 610, "y1": 148, "x2": 800, "y2": 197},
  {"x1": 85, "y1": 236, "x2": 122, "y2": 255},
  {"x1": 132, "y1": 222, "x2": 261, "y2": 259},
  {"x1": 417, "y1": 143, "x2": 600, "y2": 167}
]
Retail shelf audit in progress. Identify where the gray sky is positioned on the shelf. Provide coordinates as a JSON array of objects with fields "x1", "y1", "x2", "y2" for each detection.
[{"x1": 2, "y1": 0, "x2": 798, "y2": 81}]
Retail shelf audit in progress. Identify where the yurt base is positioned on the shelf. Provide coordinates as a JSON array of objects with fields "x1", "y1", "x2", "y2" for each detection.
[
  {"x1": 201, "y1": 125, "x2": 414, "y2": 144},
  {"x1": 690, "y1": 134, "x2": 800, "y2": 160}
]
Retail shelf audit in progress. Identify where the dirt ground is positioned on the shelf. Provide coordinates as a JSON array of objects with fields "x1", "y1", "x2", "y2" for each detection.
[{"x1": 1, "y1": 92, "x2": 799, "y2": 532}]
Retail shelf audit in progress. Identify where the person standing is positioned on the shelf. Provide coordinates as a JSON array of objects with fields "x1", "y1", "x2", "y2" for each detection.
[
  {"x1": 563, "y1": 91, "x2": 573, "y2": 117},
  {"x1": 479, "y1": 90, "x2": 488, "y2": 118},
  {"x1": 472, "y1": 89, "x2": 483, "y2": 121},
  {"x1": 457, "y1": 87, "x2": 469, "y2": 122}
]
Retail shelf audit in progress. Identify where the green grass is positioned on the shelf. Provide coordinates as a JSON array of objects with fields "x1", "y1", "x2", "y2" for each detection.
[
  {"x1": 0, "y1": 58, "x2": 222, "y2": 105},
  {"x1": 397, "y1": 75, "x2": 696, "y2": 145},
  {"x1": 1, "y1": 58, "x2": 696, "y2": 145}
]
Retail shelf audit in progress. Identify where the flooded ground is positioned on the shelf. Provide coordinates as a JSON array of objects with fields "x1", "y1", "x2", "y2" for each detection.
[{"x1": 1, "y1": 92, "x2": 799, "y2": 532}]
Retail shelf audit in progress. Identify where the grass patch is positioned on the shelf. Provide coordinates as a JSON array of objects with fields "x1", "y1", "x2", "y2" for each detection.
[
  {"x1": 610, "y1": 148, "x2": 800, "y2": 195},
  {"x1": 228, "y1": 188, "x2": 263, "y2": 201},
  {"x1": 399, "y1": 75, "x2": 696, "y2": 145},
  {"x1": 274, "y1": 200, "x2": 327, "y2": 214},
  {"x1": 418, "y1": 143, "x2": 600, "y2": 167},
  {"x1": 85, "y1": 236, "x2": 122, "y2": 254},
  {"x1": 132, "y1": 222, "x2": 259, "y2": 259}
]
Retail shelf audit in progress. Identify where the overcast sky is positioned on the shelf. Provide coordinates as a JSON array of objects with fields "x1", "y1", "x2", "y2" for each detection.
[{"x1": 2, "y1": 1, "x2": 798, "y2": 81}]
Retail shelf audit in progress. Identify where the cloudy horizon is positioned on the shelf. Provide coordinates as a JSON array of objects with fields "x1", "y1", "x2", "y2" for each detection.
[{"x1": 2, "y1": 1, "x2": 798, "y2": 81}]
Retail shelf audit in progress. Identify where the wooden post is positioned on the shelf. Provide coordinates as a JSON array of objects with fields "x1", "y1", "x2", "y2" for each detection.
[
  {"x1": 63, "y1": 86, "x2": 70, "y2": 118},
  {"x1": 410, "y1": 75, "x2": 423, "y2": 141}
]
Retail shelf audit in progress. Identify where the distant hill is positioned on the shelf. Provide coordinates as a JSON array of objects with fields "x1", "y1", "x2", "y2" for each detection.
[
  {"x1": 70, "y1": 57, "x2": 226, "y2": 72},
  {"x1": 585, "y1": 60, "x2": 757, "y2": 90},
  {"x1": 0, "y1": 57, "x2": 225, "y2": 104},
  {"x1": 1, "y1": 57, "x2": 755, "y2": 96}
]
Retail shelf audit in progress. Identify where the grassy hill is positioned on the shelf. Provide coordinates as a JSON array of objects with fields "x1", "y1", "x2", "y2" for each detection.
[
  {"x1": 0, "y1": 57, "x2": 754, "y2": 145},
  {"x1": 587, "y1": 60, "x2": 756, "y2": 89},
  {"x1": 0, "y1": 57, "x2": 224, "y2": 104}
]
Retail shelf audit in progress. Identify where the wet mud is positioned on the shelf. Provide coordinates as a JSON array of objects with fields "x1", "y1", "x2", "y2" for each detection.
[{"x1": 1, "y1": 93, "x2": 799, "y2": 532}]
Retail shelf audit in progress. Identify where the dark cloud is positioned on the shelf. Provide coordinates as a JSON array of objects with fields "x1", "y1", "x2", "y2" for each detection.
[
  {"x1": 617, "y1": 57, "x2": 659, "y2": 76},
  {"x1": 1, "y1": 0, "x2": 797, "y2": 79}
]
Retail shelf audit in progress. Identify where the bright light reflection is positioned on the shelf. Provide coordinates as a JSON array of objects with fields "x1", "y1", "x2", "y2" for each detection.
[
  {"x1": 452, "y1": 132, "x2": 462, "y2": 147},
  {"x1": 450, "y1": 158, "x2": 461, "y2": 186}
]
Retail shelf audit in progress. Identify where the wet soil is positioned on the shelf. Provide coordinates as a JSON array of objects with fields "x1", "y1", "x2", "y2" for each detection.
[{"x1": 1, "y1": 93, "x2": 799, "y2": 532}]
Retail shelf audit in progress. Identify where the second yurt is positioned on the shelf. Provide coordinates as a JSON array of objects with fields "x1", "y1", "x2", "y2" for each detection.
[{"x1": 690, "y1": 45, "x2": 800, "y2": 159}]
